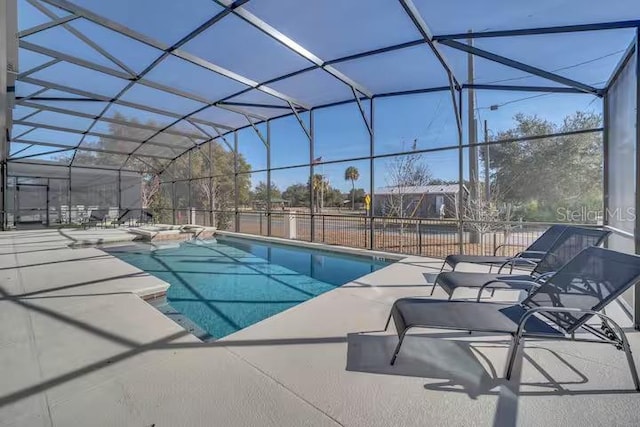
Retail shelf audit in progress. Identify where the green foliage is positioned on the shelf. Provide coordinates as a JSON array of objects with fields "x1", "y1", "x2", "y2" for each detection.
[
  {"x1": 486, "y1": 111, "x2": 603, "y2": 222},
  {"x1": 69, "y1": 113, "x2": 251, "y2": 228},
  {"x1": 282, "y1": 183, "x2": 309, "y2": 207},
  {"x1": 348, "y1": 188, "x2": 366, "y2": 204},
  {"x1": 344, "y1": 166, "x2": 360, "y2": 209},
  {"x1": 251, "y1": 181, "x2": 282, "y2": 203}
]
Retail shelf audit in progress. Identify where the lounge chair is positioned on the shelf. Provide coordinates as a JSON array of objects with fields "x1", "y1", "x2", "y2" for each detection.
[
  {"x1": 385, "y1": 246, "x2": 640, "y2": 390},
  {"x1": 441, "y1": 224, "x2": 569, "y2": 272},
  {"x1": 82, "y1": 208, "x2": 107, "y2": 229},
  {"x1": 432, "y1": 226, "x2": 610, "y2": 299}
]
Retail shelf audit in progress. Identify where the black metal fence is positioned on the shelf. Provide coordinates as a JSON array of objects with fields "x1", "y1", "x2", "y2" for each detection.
[{"x1": 202, "y1": 210, "x2": 595, "y2": 258}]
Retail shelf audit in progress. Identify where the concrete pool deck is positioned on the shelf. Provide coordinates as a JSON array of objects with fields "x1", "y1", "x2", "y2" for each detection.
[{"x1": 1, "y1": 228, "x2": 639, "y2": 426}]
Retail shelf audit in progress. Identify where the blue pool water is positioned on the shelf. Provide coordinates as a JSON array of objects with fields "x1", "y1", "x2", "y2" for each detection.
[{"x1": 104, "y1": 237, "x2": 392, "y2": 339}]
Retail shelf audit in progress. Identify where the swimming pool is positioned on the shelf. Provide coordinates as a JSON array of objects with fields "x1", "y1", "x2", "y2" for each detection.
[{"x1": 104, "y1": 236, "x2": 392, "y2": 339}]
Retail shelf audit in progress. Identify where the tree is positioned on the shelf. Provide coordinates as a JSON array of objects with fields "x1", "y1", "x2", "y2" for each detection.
[
  {"x1": 347, "y1": 188, "x2": 366, "y2": 206},
  {"x1": 63, "y1": 114, "x2": 252, "y2": 228},
  {"x1": 344, "y1": 166, "x2": 360, "y2": 210},
  {"x1": 486, "y1": 111, "x2": 602, "y2": 221},
  {"x1": 309, "y1": 173, "x2": 329, "y2": 212},
  {"x1": 383, "y1": 139, "x2": 432, "y2": 218},
  {"x1": 251, "y1": 181, "x2": 281, "y2": 206},
  {"x1": 282, "y1": 183, "x2": 309, "y2": 208}
]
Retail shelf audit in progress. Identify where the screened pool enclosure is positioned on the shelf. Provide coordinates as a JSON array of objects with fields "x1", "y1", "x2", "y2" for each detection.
[{"x1": 2, "y1": 1, "x2": 640, "y2": 319}]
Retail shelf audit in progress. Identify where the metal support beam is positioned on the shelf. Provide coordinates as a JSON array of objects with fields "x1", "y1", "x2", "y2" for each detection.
[
  {"x1": 220, "y1": 101, "x2": 291, "y2": 110},
  {"x1": 19, "y1": 100, "x2": 209, "y2": 140},
  {"x1": 12, "y1": 125, "x2": 36, "y2": 140},
  {"x1": 369, "y1": 98, "x2": 375, "y2": 249},
  {"x1": 457, "y1": 88, "x2": 464, "y2": 254},
  {"x1": 17, "y1": 86, "x2": 47, "y2": 104},
  {"x1": 9, "y1": 143, "x2": 35, "y2": 157},
  {"x1": 39, "y1": 0, "x2": 310, "y2": 109},
  {"x1": 11, "y1": 147, "x2": 70, "y2": 160},
  {"x1": 18, "y1": 14, "x2": 79, "y2": 38},
  {"x1": 288, "y1": 101, "x2": 311, "y2": 141},
  {"x1": 7, "y1": 159, "x2": 142, "y2": 173},
  {"x1": 309, "y1": 109, "x2": 315, "y2": 241},
  {"x1": 245, "y1": 116, "x2": 268, "y2": 147},
  {"x1": 266, "y1": 120, "x2": 271, "y2": 236},
  {"x1": 228, "y1": 4, "x2": 373, "y2": 98},
  {"x1": 171, "y1": 181, "x2": 176, "y2": 224},
  {"x1": 398, "y1": 0, "x2": 460, "y2": 89},
  {"x1": 634, "y1": 28, "x2": 640, "y2": 330},
  {"x1": 12, "y1": 119, "x2": 194, "y2": 153},
  {"x1": 0, "y1": 0, "x2": 6, "y2": 230},
  {"x1": 462, "y1": 83, "x2": 589, "y2": 94},
  {"x1": 11, "y1": 138, "x2": 174, "y2": 160},
  {"x1": 130, "y1": 155, "x2": 163, "y2": 175},
  {"x1": 233, "y1": 131, "x2": 239, "y2": 232},
  {"x1": 117, "y1": 169, "x2": 122, "y2": 216},
  {"x1": 439, "y1": 39, "x2": 601, "y2": 96},
  {"x1": 209, "y1": 139, "x2": 214, "y2": 226},
  {"x1": 17, "y1": 58, "x2": 60, "y2": 79},
  {"x1": 434, "y1": 19, "x2": 640, "y2": 41},
  {"x1": 67, "y1": 165, "x2": 71, "y2": 223},
  {"x1": 18, "y1": 76, "x2": 234, "y2": 130},
  {"x1": 351, "y1": 87, "x2": 372, "y2": 136},
  {"x1": 26, "y1": 0, "x2": 136, "y2": 76}
]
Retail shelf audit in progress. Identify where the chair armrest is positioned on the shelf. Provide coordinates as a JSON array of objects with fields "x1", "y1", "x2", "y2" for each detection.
[
  {"x1": 533, "y1": 271, "x2": 555, "y2": 282},
  {"x1": 493, "y1": 243, "x2": 521, "y2": 256},
  {"x1": 476, "y1": 279, "x2": 542, "y2": 302},
  {"x1": 497, "y1": 257, "x2": 540, "y2": 273},
  {"x1": 514, "y1": 250, "x2": 547, "y2": 257},
  {"x1": 515, "y1": 306, "x2": 625, "y2": 340}
]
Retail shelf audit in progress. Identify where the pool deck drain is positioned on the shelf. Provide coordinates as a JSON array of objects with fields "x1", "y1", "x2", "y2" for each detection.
[{"x1": 1, "y1": 228, "x2": 639, "y2": 427}]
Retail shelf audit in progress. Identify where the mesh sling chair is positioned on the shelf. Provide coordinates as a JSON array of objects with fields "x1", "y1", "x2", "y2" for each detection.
[
  {"x1": 385, "y1": 247, "x2": 640, "y2": 390},
  {"x1": 431, "y1": 226, "x2": 611, "y2": 299},
  {"x1": 440, "y1": 224, "x2": 568, "y2": 273}
]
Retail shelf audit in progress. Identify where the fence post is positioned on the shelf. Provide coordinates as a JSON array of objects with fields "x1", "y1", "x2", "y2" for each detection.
[
  {"x1": 322, "y1": 215, "x2": 326, "y2": 242},
  {"x1": 364, "y1": 217, "x2": 367, "y2": 248},
  {"x1": 493, "y1": 233, "x2": 497, "y2": 256},
  {"x1": 284, "y1": 211, "x2": 297, "y2": 239},
  {"x1": 418, "y1": 219, "x2": 422, "y2": 255}
]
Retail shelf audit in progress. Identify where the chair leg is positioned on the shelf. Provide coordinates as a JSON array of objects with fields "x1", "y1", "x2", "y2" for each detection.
[
  {"x1": 429, "y1": 283, "x2": 437, "y2": 296},
  {"x1": 390, "y1": 330, "x2": 408, "y2": 365},
  {"x1": 623, "y1": 342, "x2": 640, "y2": 392},
  {"x1": 505, "y1": 335, "x2": 523, "y2": 380},
  {"x1": 617, "y1": 330, "x2": 640, "y2": 391},
  {"x1": 598, "y1": 314, "x2": 639, "y2": 392},
  {"x1": 384, "y1": 311, "x2": 393, "y2": 331},
  {"x1": 440, "y1": 260, "x2": 447, "y2": 272}
]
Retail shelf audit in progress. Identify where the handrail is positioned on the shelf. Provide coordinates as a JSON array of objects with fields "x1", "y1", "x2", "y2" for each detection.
[{"x1": 604, "y1": 225, "x2": 634, "y2": 239}]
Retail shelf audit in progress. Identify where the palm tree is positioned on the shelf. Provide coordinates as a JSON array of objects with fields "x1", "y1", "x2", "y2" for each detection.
[
  {"x1": 344, "y1": 166, "x2": 360, "y2": 210},
  {"x1": 311, "y1": 174, "x2": 326, "y2": 212}
]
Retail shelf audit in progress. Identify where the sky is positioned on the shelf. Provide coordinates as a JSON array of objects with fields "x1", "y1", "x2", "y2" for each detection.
[{"x1": 10, "y1": 0, "x2": 636, "y2": 192}]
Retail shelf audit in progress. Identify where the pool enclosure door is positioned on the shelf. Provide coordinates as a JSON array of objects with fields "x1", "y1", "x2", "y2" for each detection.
[{"x1": 15, "y1": 184, "x2": 48, "y2": 228}]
